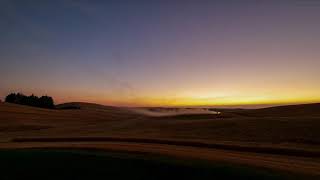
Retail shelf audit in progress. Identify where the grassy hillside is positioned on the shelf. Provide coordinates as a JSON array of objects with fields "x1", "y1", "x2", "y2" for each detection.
[
  {"x1": 1, "y1": 149, "x2": 305, "y2": 180},
  {"x1": 2, "y1": 102, "x2": 320, "y2": 178},
  {"x1": 1, "y1": 102, "x2": 320, "y2": 148},
  {"x1": 231, "y1": 103, "x2": 320, "y2": 117}
]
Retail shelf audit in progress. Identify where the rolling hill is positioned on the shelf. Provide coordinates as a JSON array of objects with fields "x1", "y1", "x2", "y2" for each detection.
[
  {"x1": 1, "y1": 101, "x2": 320, "y2": 177},
  {"x1": 0, "y1": 101, "x2": 320, "y2": 146},
  {"x1": 231, "y1": 103, "x2": 320, "y2": 117}
]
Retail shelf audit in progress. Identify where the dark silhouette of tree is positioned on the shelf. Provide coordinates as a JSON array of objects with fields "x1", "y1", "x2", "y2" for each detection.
[
  {"x1": 4, "y1": 93, "x2": 55, "y2": 109},
  {"x1": 39, "y1": 95, "x2": 54, "y2": 109},
  {"x1": 5, "y1": 93, "x2": 16, "y2": 103},
  {"x1": 29, "y1": 94, "x2": 39, "y2": 107}
]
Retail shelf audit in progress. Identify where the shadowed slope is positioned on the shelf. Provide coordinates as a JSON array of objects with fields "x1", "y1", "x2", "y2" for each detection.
[
  {"x1": 2, "y1": 102, "x2": 320, "y2": 177},
  {"x1": 0, "y1": 102, "x2": 144, "y2": 142},
  {"x1": 11, "y1": 136, "x2": 320, "y2": 158},
  {"x1": 1, "y1": 148, "x2": 306, "y2": 180},
  {"x1": 231, "y1": 103, "x2": 320, "y2": 117},
  {"x1": 1, "y1": 102, "x2": 320, "y2": 147}
]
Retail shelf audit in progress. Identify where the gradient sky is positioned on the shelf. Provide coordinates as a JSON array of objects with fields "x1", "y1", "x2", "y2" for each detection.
[{"x1": 1, "y1": 0, "x2": 320, "y2": 107}]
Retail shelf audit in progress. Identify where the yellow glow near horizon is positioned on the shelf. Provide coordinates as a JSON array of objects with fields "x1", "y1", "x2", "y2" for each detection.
[
  {"x1": 13, "y1": 78, "x2": 320, "y2": 107},
  {"x1": 48, "y1": 82, "x2": 320, "y2": 107},
  {"x1": 126, "y1": 95, "x2": 320, "y2": 107},
  {"x1": 116, "y1": 85, "x2": 320, "y2": 107}
]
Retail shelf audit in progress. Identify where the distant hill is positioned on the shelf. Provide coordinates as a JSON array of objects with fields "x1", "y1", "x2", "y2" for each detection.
[
  {"x1": 0, "y1": 102, "x2": 139, "y2": 121},
  {"x1": 56, "y1": 102, "x2": 114, "y2": 110},
  {"x1": 233, "y1": 103, "x2": 320, "y2": 117},
  {"x1": 56, "y1": 102, "x2": 137, "y2": 114},
  {"x1": 1, "y1": 102, "x2": 320, "y2": 147}
]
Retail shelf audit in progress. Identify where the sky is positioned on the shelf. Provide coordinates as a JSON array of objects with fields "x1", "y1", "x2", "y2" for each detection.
[{"x1": 1, "y1": 0, "x2": 320, "y2": 107}]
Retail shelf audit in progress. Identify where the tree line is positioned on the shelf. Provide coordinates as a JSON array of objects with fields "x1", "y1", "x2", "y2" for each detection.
[{"x1": 5, "y1": 93, "x2": 55, "y2": 109}]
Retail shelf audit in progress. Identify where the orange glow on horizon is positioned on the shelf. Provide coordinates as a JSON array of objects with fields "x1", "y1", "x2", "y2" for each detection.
[{"x1": 52, "y1": 91, "x2": 320, "y2": 107}]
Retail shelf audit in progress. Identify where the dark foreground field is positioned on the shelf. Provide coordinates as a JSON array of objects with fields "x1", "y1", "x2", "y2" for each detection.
[
  {"x1": 0, "y1": 148, "x2": 307, "y2": 180},
  {"x1": 1, "y1": 102, "x2": 320, "y2": 179}
]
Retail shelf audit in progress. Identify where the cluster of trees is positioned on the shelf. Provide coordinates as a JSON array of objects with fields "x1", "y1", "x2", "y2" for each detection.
[{"x1": 5, "y1": 93, "x2": 55, "y2": 109}]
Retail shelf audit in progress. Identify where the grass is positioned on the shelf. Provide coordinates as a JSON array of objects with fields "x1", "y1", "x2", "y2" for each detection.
[
  {"x1": 12, "y1": 137, "x2": 320, "y2": 158},
  {"x1": 0, "y1": 149, "x2": 300, "y2": 180},
  {"x1": 1, "y1": 102, "x2": 320, "y2": 146},
  {"x1": 1, "y1": 102, "x2": 320, "y2": 179}
]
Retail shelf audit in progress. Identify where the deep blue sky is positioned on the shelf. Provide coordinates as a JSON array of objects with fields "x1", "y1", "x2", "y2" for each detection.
[{"x1": 1, "y1": 0, "x2": 320, "y2": 106}]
